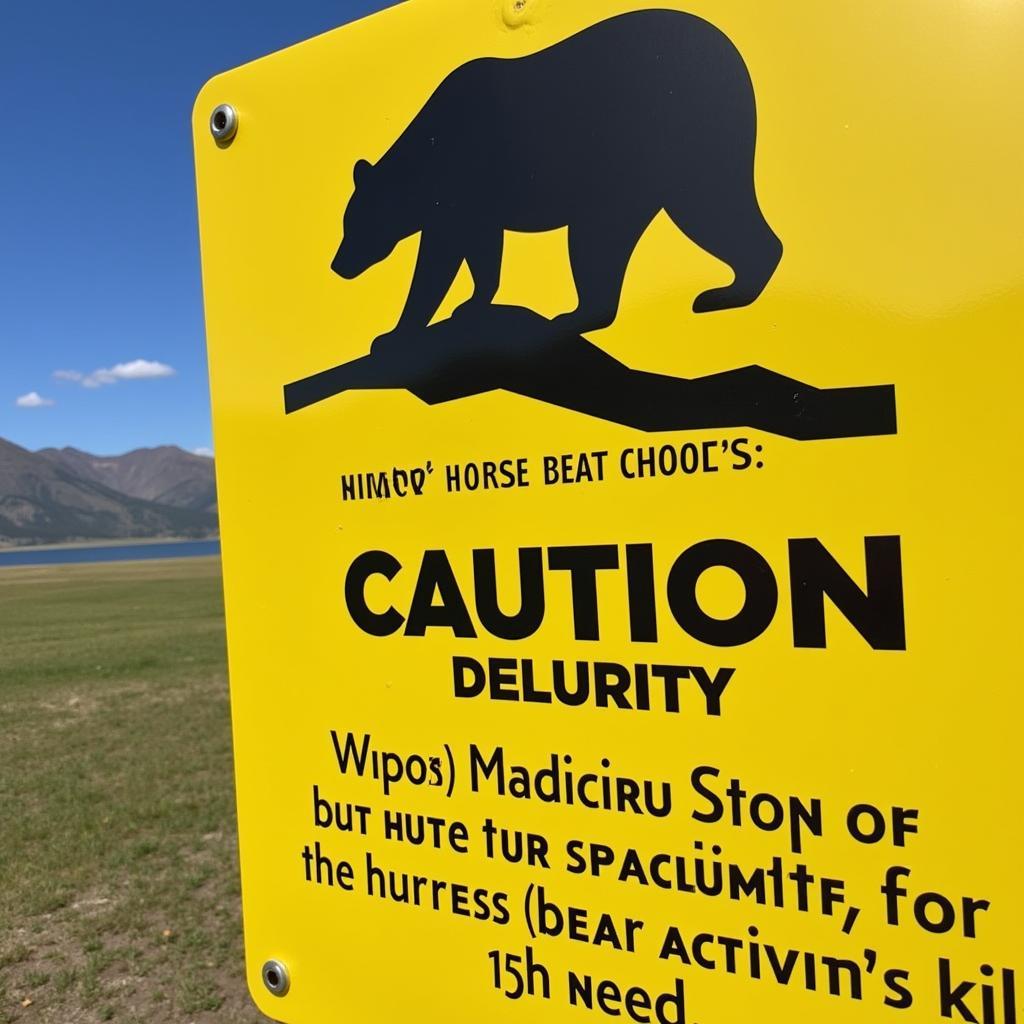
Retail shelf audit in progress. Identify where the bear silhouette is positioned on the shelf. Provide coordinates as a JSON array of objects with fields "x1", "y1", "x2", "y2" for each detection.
[{"x1": 331, "y1": 8, "x2": 782, "y2": 339}]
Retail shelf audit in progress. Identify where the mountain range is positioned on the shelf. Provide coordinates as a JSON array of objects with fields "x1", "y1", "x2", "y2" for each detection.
[{"x1": 0, "y1": 438, "x2": 218, "y2": 546}]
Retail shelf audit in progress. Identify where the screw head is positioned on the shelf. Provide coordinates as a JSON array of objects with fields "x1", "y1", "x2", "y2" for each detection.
[
  {"x1": 503, "y1": 0, "x2": 531, "y2": 26},
  {"x1": 210, "y1": 103, "x2": 238, "y2": 143},
  {"x1": 261, "y1": 959, "x2": 290, "y2": 997}
]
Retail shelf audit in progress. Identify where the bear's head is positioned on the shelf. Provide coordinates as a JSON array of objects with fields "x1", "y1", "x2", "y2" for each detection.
[{"x1": 331, "y1": 159, "x2": 403, "y2": 280}]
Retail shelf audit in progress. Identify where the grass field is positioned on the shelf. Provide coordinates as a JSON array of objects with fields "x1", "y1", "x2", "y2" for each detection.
[{"x1": 0, "y1": 558, "x2": 270, "y2": 1024}]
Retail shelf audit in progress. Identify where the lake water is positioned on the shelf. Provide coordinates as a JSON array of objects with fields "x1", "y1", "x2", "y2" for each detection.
[{"x1": 0, "y1": 539, "x2": 221, "y2": 567}]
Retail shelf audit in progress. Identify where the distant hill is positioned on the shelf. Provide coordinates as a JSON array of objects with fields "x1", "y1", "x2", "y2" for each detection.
[
  {"x1": 0, "y1": 438, "x2": 218, "y2": 546},
  {"x1": 38, "y1": 445, "x2": 217, "y2": 513}
]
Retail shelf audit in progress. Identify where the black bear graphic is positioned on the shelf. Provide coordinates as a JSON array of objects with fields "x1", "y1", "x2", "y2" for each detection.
[
  {"x1": 331, "y1": 8, "x2": 783, "y2": 338},
  {"x1": 285, "y1": 10, "x2": 896, "y2": 441}
]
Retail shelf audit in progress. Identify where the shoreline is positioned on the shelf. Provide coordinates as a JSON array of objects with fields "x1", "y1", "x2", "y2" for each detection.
[
  {"x1": 0, "y1": 535, "x2": 219, "y2": 552},
  {"x1": 0, "y1": 538, "x2": 221, "y2": 569}
]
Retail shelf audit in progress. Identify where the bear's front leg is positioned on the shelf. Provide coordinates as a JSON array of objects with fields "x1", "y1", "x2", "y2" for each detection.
[
  {"x1": 459, "y1": 230, "x2": 504, "y2": 313},
  {"x1": 387, "y1": 228, "x2": 464, "y2": 340}
]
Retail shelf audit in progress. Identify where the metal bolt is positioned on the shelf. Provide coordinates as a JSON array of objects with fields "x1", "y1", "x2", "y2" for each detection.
[
  {"x1": 503, "y1": 0, "x2": 529, "y2": 26},
  {"x1": 210, "y1": 103, "x2": 238, "y2": 144},
  {"x1": 261, "y1": 959, "x2": 290, "y2": 997}
]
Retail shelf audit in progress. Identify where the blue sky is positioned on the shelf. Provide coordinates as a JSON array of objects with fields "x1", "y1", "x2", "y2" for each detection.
[{"x1": 0, "y1": 0, "x2": 394, "y2": 456}]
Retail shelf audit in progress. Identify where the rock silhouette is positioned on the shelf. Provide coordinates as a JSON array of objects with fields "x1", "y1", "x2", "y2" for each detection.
[{"x1": 283, "y1": 305, "x2": 896, "y2": 441}]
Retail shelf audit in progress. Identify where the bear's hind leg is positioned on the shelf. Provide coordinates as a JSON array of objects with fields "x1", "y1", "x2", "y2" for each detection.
[
  {"x1": 555, "y1": 210, "x2": 656, "y2": 335},
  {"x1": 667, "y1": 179, "x2": 782, "y2": 314}
]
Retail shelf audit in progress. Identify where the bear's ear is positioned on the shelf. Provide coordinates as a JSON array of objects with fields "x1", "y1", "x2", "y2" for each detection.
[{"x1": 353, "y1": 159, "x2": 373, "y2": 189}]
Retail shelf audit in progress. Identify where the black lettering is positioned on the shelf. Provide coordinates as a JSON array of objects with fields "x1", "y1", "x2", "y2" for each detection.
[
  {"x1": 405, "y1": 550, "x2": 477, "y2": 637},
  {"x1": 789, "y1": 536, "x2": 906, "y2": 650},
  {"x1": 548, "y1": 545, "x2": 619, "y2": 641},
  {"x1": 473, "y1": 547, "x2": 544, "y2": 640},
  {"x1": 344, "y1": 551, "x2": 404, "y2": 636},
  {"x1": 667, "y1": 540, "x2": 778, "y2": 646}
]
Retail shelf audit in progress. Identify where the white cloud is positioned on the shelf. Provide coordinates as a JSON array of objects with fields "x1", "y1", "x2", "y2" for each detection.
[
  {"x1": 193, "y1": 447, "x2": 214, "y2": 458},
  {"x1": 16, "y1": 391, "x2": 55, "y2": 408},
  {"x1": 54, "y1": 359, "x2": 176, "y2": 389}
]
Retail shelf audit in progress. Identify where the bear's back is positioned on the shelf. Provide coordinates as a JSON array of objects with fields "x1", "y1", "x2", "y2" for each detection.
[
  {"x1": 415, "y1": 9, "x2": 749, "y2": 149},
  {"x1": 449, "y1": 10, "x2": 741, "y2": 97},
  {"x1": 380, "y1": 9, "x2": 756, "y2": 224}
]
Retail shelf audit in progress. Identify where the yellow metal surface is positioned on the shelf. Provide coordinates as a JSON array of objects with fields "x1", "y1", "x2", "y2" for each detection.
[{"x1": 194, "y1": 1, "x2": 1024, "y2": 1021}]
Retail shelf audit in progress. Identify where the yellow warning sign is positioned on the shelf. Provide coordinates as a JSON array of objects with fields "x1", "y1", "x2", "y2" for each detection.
[{"x1": 194, "y1": 0, "x2": 1024, "y2": 1020}]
